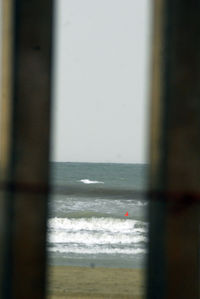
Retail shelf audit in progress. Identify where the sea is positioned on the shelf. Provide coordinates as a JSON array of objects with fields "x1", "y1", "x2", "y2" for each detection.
[{"x1": 47, "y1": 162, "x2": 148, "y2": 268}]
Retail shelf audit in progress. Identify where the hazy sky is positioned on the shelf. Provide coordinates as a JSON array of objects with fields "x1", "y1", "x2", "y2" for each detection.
[{"x1": 51, "y1": 0, "x2": 152, "y2": 163}]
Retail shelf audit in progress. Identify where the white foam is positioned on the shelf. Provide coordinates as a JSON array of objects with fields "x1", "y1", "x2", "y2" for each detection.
[
  {"x1": 80, "y1": 179, "x2": 104, "y2": 184},
  {"x1": 48, "y1": 231, "x2": 147, "y2": 245},
  {"x1": 49, "y1": 245, "x2": 146, "y2": 255},
  {"x1": 48, "y1": 217, "x2": 147, "y2": 234}
]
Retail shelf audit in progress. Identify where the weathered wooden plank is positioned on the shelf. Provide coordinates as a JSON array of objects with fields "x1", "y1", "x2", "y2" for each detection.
[
  {"x1": 0, "y1": 0, "x2": 53, "y2": 298},
  {"x1": 147, "y1": 1, "x2": 200, "y2": 298}
]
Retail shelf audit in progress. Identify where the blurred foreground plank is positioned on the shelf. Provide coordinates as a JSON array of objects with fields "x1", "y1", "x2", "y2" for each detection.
[
  {"x1": 148, "y1": 0, "x2": 200, "y2": 298},
  {"x1": 0, "y1": 0, "x2": 53, "y2": 298}
]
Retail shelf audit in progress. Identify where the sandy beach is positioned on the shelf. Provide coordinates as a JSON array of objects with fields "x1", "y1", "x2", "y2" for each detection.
[{"x1": 47, "y1": 266, "x2": 145, "y2": 299}]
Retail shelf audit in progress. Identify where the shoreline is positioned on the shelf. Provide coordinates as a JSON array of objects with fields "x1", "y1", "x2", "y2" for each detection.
[{"x1": 47, "y1": 265, "x2": 145, "y2": 298}]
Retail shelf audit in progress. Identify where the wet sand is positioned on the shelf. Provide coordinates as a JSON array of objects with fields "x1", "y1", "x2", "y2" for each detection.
[{"x1": 47, "y1": 266, "x2": 145, "y2": 298}]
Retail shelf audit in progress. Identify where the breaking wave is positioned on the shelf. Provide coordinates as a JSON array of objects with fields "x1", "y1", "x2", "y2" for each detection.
[
  {"x1": 48, "y1": 231, "x2": 147, "y2": 245},
  {"x1": 80, "y1": 179, "x2": 104, "y2": 184},
  {"x1": 49, "y1": 245, "x2": 146, "y2": 255},
  {"x1": 47, "y1": 217, "x2": 147, "y2": 256},
  {"x1": 48, "y1": 217, "x2": 147, "y2": 234}
]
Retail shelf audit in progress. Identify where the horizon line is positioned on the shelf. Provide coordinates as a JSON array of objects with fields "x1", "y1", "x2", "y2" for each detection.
[{"x1": 50, "y1": 160, "x2": 149, "y2": 165}]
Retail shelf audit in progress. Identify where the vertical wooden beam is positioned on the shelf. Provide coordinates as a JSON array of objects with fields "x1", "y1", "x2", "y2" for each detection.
[
  {"x1": 148, "y1": 0, "x2": 200, "y2": 298},
  {"x1": 0, "y1": 0, "x2": 14, "y2": 298},
  {"x1": 147, "y1": 0, "x2": 166, "y2": 297},
  {"x1": 0, "y1": 0, "x2": 53, "y2": 298}
]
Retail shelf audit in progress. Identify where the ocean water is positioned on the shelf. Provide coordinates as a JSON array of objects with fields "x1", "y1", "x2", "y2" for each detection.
[{"x1": 48, "y1": 162, "x2": 148, "y2": 268}]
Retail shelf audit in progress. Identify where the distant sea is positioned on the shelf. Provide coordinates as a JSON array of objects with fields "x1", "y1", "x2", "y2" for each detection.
[{"x1": 47, "y1": 162, "x2": 148, "y2": 268}]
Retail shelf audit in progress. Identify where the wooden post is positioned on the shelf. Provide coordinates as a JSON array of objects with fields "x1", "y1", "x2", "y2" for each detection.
[
  {"x1": 148, "y1": 0, "x2": 200, "y2": 298},
  {"x1": 0, "y1": 0, "x2": 53, "y2": 298},
  {"x1": 0, "y1": 0, "x2": 14, "y2": 297}
]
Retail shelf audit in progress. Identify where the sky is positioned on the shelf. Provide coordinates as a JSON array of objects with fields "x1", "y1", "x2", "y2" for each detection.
[{"x1": 51, "y1": 0, "x2": 152, "y2": 163}]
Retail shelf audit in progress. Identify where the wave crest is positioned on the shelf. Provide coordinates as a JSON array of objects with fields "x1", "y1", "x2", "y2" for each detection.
[
  {"x1": 80, "y1": 179, "x2": 104, "y2": 184},
  {"x1": 49, "y1": 245, "x2": 146, "y2": 255},
  {"x1": 48, "y1": 231, "x2": 147, "y2": 245},
  {"x1": 48, "y1": 217, "x2": 147, "y2": 234}
]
